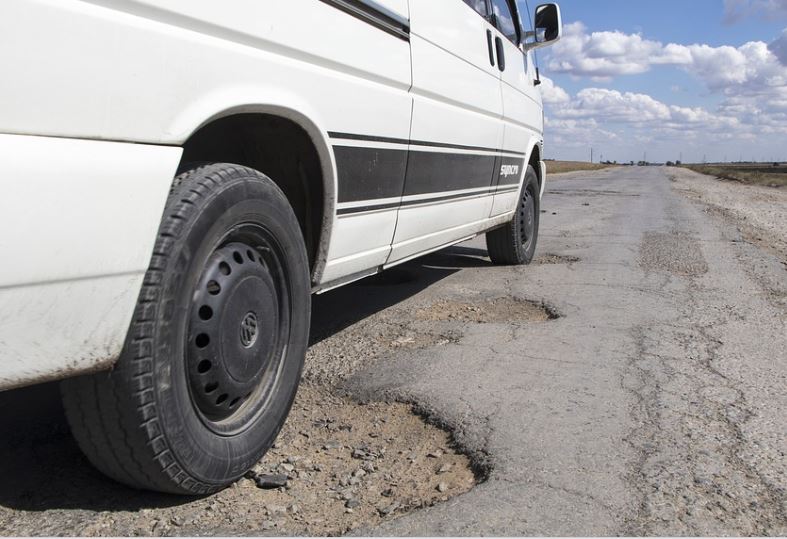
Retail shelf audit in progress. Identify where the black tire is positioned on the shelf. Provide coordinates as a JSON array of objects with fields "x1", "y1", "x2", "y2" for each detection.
[
  {"x1": 486, "y1": 164, "x2": 540, "y2": 265},
  {"x1": 60, "y1": 163, "x2": 311, "y2": 494}
]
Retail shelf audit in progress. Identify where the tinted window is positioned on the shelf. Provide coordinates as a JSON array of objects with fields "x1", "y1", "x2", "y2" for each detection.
[
  {"x1": 490, "y1": 0, "x2": 519, "y2": 43},
  {"x1": 462, "y1": 0, "x2": 488, "y2": 17}
]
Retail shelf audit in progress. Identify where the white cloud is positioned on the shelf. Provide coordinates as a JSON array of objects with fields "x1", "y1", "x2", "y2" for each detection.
[
  {"x1": 544, "y1": 117, "x2": 619, "y2": 149},
  {"x1": 539, "y1": 76, "x2": 570, "y2": 104},
  {"x1": 665, "y1": 105, "x2": 741, "y2": 130},
  {"x1": 540, "y1": 79, "x2": 782, "y2": 161},
  {"x1": 545, "y1": 22, "x2": 667, "y2": 78},
  {"x1": 554, "y1": 88, "x2": 671, "y2": 123},
  {"x1": 718, "y1": 92, "x2": 787, "y2": 129},
  {"x1": 545, "y1": 85, "x2": 741, "y2": 133},
  {"x1": 680, "y1": 40, "x2": 787, "y2": 90}
]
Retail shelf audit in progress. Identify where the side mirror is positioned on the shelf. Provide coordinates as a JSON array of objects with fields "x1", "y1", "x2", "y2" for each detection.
[{"x1": 523, "y1": 3, "x2": 562, "y2": 51}]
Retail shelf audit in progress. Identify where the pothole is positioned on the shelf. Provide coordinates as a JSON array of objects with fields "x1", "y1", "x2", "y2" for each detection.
[
  {"x1": 414, "y1": 297, "x2": 560, "y2": 323},
  {"x1": 535, "y1": 253, "x2": 581, "y2": 265},
  {"x1": 234, "y1": 383, "x2": 478, "y2": 536}
]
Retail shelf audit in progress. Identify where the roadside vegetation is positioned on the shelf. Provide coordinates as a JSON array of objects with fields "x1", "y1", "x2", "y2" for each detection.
[
  {"x1": 545, "y1": 160, "x2": 618, "y2": 174},
  {"x1": 681, "y1": 163, "x2": 787, "y2": 188}
]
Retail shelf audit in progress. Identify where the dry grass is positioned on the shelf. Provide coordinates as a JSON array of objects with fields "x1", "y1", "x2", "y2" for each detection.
[
  {"x1": 683, "y1": 164, "x2": 787, "y2": 188},
  {"x1": 545, "y1": 160, "x2": 617, "y2": 174}
]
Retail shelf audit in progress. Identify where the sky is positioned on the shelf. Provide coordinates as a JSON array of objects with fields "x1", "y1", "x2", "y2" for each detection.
[{"x1": 516, "y1": 0, "x2": 787, "y2": 163}]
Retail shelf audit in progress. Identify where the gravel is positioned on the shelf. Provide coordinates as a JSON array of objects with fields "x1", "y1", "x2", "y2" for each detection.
[{"x1": 669, "y1": 166, "x2": 787, "y2": 265}]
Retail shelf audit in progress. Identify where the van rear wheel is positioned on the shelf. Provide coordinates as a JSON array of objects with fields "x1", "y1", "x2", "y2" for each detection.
[
  {"x1": 486, "y1": 164, "x2": 540, "y2": 265},
  {"x1": 60, "y1": 163, "x2": 311, "y2": 494}
]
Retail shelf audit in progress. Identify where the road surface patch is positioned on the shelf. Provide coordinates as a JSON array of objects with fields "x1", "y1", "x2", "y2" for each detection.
[
  {"x1": 536, "y1": 253, "x2": 581, "y2": 265},
  {"x1": 639, "y1": 231, "x2": 708, "y2": 276}
]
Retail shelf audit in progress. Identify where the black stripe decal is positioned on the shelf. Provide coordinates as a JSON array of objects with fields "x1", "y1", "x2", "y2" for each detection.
[
  {"x1": 328, "y1": 131, "x2": 526, "y2": 157},
  {"x1": 330, "y1": 132, "x2": 409, "y2": 146},
  {"x1": 332, "y1": 146, "x2": 526, "y2": 216},
  {"x1": 337, "y1": 187, "x2": 518, "y2": 216},
  {"x1": 403, "y1": 151, "x2": 496, "y2": 196},
  {"x1": 319, "y1": 0, "x2": 410, "y2": 42},
  {"x1": 401, "y1": 191, "x2": 489, "y2": 207},
  {"x1": 334, "y1": 146, "x2": 407, "y2": 202},
  {"x1": 337, "y1": 201, "x2": 402, "y2": 215}
]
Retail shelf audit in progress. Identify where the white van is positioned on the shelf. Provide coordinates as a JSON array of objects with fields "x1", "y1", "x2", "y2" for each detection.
[{"x1": 0, "y1": 0, "x2": 561, "y2": 493}]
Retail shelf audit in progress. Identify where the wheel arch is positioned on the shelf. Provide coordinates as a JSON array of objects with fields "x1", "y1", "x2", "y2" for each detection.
[
  {"x1": 527, "y1": 140, "x2": 542, "y2": 187},
  {"x1": 521, "y1": 137, "x2": 545, "y2": 198},
  {"x1": 173, "y1": 98, "x2": 337, "y2": 285}
]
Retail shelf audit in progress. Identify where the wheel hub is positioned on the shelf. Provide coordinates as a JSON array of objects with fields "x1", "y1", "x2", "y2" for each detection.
[
  {"x1": 239, "y1": 312, "x2": 259, "y2": 348},
  {"x1": 187, "y1": 242, "x2": 280, "y2": 421}
]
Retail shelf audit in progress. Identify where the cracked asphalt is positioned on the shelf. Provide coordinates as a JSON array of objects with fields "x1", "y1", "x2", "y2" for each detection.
[{"x1": 344, "y1": 165, "x2": 787, "y2": 535}]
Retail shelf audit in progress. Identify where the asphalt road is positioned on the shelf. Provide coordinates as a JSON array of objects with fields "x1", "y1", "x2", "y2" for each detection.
[
  {"x1": 346, "y1": 165, "x2": 787, "y2": 535},
  {"x1": 1, "y1": 166, "x2": 785, "y2": 536}
]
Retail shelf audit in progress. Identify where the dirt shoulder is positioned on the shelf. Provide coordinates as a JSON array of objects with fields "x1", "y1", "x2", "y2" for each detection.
[
  {"x1": 682, "y1": 164, "x2": 787, "y2": 188},
  {"x1": 669, "y1": 166, "x2": 787, "y2": 265}
]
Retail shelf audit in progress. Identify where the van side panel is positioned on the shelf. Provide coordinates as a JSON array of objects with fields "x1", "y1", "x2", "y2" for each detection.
[{"x1": 0, "y1": 135, "x2": 181, "y2": 390}]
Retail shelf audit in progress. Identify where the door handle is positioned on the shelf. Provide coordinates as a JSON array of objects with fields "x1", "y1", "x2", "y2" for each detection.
[
  {"x1": 486, "y1": 30, "x2": 495, "y2": 67},
  {"x1": 495, "y1": 36, "x2": 506, "y2": 72}
]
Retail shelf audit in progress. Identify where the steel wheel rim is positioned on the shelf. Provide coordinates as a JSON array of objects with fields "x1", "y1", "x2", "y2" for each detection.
[
  {"x1": 519, "y1": 187, "x2": 536, "y2": 251},
  {"x1": 185, "y1": 224, "x2": 292, "y2": 436}
]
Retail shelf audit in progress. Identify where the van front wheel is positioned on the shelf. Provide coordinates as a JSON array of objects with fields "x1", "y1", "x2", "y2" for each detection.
[
  {"x1": 60, "y1": 163, "x2": 311, "y2": 494},
  {"x1": 486, "y1": 164, "x2": 540, "y2": 265}
]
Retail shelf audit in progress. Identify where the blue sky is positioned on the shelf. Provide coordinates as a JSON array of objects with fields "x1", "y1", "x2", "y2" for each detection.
[{"x1": 516, "y1": 0, "x2": 787, "y2": 163}]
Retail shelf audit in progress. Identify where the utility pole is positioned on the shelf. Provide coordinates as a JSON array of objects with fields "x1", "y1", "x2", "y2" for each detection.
[{"x1": 590, "y1": 147, "x2": 593, "y2": 163}]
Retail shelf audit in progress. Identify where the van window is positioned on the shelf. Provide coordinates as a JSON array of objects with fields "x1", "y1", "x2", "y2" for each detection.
[
  {"x1": 462, "y1": 0, "x2": 488, "y2": 17},
  {"x1": 490, "y1": 0, "x2": 519, "y2": 43}
]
